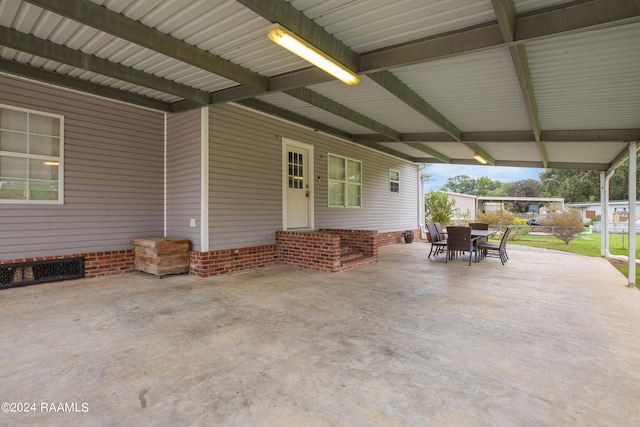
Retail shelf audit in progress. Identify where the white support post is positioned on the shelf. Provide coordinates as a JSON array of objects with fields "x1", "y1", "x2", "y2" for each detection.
[
  {"x1": 600, "y1": 171, "x2": 606, "y2": 257},
  {"x1": 200, "y1": 107, "x2": 210, "y2": 252},
  {"x1": 164, "y1": 112, "x2": 168, "y2": 237},
  {"x1": 628, "y1": 141, "x2": 637, "y2": 287},
  {"x1": 418, "y1": 170, "x2": 424, "y2": 231}
]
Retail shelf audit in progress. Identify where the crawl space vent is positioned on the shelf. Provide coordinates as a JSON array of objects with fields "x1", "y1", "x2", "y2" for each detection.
[{"x1": 0, "y1": 257, "x2": 85, "y2": 289}]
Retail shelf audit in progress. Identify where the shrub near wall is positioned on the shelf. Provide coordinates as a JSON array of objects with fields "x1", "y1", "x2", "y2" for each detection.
[
  {"x1": 477, "y1": 212, "x2": 531, "y2": 240},
  {"x1": 477, "y1": 211, "x2": 514, "y2": 226},
  {"x1": 541, "y1": 211, "x2": 585, "y2": 244}
]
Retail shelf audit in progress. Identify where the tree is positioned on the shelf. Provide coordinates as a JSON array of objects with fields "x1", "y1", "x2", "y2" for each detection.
[
  {"x1": 477, "y1": 176, "x2": 503, "y2": 195},
  {"x1": 539, "y1": 169, "x2": 600, "y2": 202},
  {"x1": 425, "y1": 191, "x2": 456, "y2": 225},
  {"x1": 442, "y1": 175, "x2": 476, "y2": 194},
  {"x1": 504, "y1": 179, "x2": 543, "y2": 213},
  {"x1": 539, "y1": 153, "x2": 639, "y2": 202},
  {"x1": 442, "y1": 175, "x2": 502, "y2": 196}
]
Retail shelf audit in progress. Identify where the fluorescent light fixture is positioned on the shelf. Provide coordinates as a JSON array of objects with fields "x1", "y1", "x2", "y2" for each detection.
[
  {"x1": 473, "y1": 153, "x2": 488, "y2": 165},
  {"x1": 267, "y1": 23, "x2": 360, "y2": 86},
  {"x1": 44, "y1": 161, "x2": 59, "y2": 166}
]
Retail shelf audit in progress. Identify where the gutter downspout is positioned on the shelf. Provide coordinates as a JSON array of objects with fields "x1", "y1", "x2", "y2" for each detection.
[
  {"x1": 418, "y1": 169, "x2": 424, "y2": 235},
  {"x1": 627, "y1": 141, "x2": 637, "y2": 286},
  {"x1": 164, "y1": 112, "x2": 167, "y2": 237},
  {"x1": 600, "y1": 171, "x2": 605, "y2": 257}
]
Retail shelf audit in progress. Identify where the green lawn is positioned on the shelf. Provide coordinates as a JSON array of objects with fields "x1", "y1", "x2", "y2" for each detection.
[{"x1": 496, "y1": 231, "x2": 640, "y2": 287}]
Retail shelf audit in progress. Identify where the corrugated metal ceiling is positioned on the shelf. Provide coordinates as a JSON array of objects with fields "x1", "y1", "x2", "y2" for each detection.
[
  {"x1": 0, "y1": 0, "x2": 638, "y2": 171},
  {"x1": 527, "y1": 21, "x2": 640, "y2": 130},
  {"x1": 392, "y1": 48, "x2": 532, "y2": 132},
  {"x1": 308, "y1": 76, "x2": 445, "y2": 133},
  {"x1": 291, "y1": 0, "x2": 497, "y2": 52}
]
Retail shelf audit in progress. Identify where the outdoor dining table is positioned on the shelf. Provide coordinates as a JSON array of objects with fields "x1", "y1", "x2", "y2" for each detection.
[
  {"x1": 470, "y1": 229, "x2": 498, "y2": 239},
  {"x1": 470, "y1": 229, "x2": 498, "y2": 262}
]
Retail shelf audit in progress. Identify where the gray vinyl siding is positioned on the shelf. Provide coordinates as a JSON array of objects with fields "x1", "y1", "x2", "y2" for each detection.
[
  {"x1": 0, "y1": 75, "x2": 164, "y2": 259},
  {"x1": 208, "y1": 105, "x2": 283, "y2": 250},
  {"x1": 166, "y1": 108, "x2": 202, "y2": 251},
  {"x1": 207, "y1": 104, "x2": 419, "y2": 250}
]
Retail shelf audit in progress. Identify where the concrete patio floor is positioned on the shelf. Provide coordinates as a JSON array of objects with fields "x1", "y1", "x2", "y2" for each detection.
[{"x1": 1, "y1": 242, "x2": 639, "y2": 426}]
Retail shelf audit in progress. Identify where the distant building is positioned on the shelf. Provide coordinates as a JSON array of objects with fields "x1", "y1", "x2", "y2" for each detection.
[
  {"x1": 446, "y1": 192, "x2": 477, "y2": 220},
  {"x1": 567, "y1": 200, "x2": 640, "y2": 224},
  {"x1": 445, "y1": 193, "x2": 564, "y2": 220},
  {"x1": 477, "y1": 197, "x2": 564, "y2": 215}
]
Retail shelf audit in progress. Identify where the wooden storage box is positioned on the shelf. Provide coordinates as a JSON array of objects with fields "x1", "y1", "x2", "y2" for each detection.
[{"x1": 132, "y1": 237, "x2": 190, "y2": 277}]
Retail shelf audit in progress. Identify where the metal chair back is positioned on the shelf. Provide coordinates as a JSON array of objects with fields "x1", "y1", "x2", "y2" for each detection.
[
  {"x1": 445, "y1": 226, "x2": 474, "y2": 266},
  {"x1": 426, "y1": 223, "x2": 441, "y2": 242},
  {"x1": 469, "y1": 222, "x2": 489, "y2": 230}
]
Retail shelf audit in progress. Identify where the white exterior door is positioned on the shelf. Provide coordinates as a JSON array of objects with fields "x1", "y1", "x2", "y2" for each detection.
[{"x1": 283, "y1": 139, "x2": 313, "y2": 229}]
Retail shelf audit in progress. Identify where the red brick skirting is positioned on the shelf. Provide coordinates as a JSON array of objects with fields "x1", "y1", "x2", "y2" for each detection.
[
  {"x1": 0, "y1": 228, "x2": 416, "y2": 281},
  {"x1": 85, "y1": 250, "x2": 135, "y2": 277},
  {"x1": 377, "y1": 231, "x2": 404, "y2": 246},
  {"x1": 377, "y1": 229, "x2": 421, "y2": 246},
  {"x1": 189, "y1": 245, "x2": 278, "y2": 277},
  {"x1": 0, "y1": 250, "x2": 135, "y2": 278}
]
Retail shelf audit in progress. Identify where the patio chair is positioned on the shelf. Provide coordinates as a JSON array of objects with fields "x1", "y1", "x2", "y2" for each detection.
[
  {"x1": 469, "y1": 222, "x2": 490, "y2": 246},
  {"x1": 434, "y1": 222, "x2": 447, "y2": 239},
  {"x1": 426, "y1": 222, "x2": 447, "y2": 258},
  {"x1": 478, "y1": 226, "x2": 512, "y2": 264},
  {"x1": 469, "y1": 222, "x2": 489, "y2": 230},
  {"x1": 445, "y1": 226, "x2": 475, "y2": 266}
]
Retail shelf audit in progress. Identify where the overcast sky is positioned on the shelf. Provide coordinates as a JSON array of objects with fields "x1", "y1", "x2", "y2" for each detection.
[{"x1": 421, "y1": 164, "x2": 544, "y2": 192}]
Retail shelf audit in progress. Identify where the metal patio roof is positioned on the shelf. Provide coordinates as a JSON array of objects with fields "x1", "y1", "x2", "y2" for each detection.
[{"x1": 1, "y1": 0, "x2": 639, "y2": 170}]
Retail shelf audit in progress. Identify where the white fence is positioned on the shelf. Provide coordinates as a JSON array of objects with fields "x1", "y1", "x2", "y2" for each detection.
[{"x1": 591, "y1": 222, "x2": 640, "y2": 234}]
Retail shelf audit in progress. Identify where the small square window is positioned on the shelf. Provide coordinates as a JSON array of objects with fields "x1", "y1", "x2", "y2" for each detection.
[{"x1": 389, "y1": 169, "x2": 400, "y2": 193}]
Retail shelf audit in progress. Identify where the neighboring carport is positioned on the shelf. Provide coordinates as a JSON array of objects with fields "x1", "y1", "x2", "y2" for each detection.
[{"x1": 1, "y1": 243, "x2": 639, "y2": 425}]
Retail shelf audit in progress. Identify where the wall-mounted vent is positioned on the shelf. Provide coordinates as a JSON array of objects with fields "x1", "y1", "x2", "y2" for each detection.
[{"x1": 0, "y1": 257, "x2": 85, "y2": 289}]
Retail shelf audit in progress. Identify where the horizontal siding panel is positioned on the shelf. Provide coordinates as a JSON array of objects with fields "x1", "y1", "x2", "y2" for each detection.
[
  {"x1": 0, "y1": 228, "x2": 162, "y2": 250},
  {"x1": 0, "y1": 206, "x2": 112, "y2": 216},
  {"x1": 66, "y1": 133, "x2": 164, "y2": 156},
  {"x1": 67, "y1": 161, "x2": 162, "y2": 175},
  {"x1": 0, "y1": 223, "x2": 161, "y2": 241},
  {"x1": 66, "y1": 113, "x2": 163, "y2": 135},
  {"x1": 0, "y1": 233, "x2": 160, "y2": 254},
  {"x1": 0, "y1": 75, "x2": 164, "y2": 259}
]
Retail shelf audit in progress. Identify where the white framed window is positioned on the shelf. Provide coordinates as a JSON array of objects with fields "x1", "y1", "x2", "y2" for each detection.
[
  {"x1": 0, "y1": 104, "x2": 63, "y2": 204},
  {"x1": 389, "y1": 169, "x2": 400, "y2": 193},
  {"x1": 328, "y1": 153, "x2": 361, "y2": 207}
]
